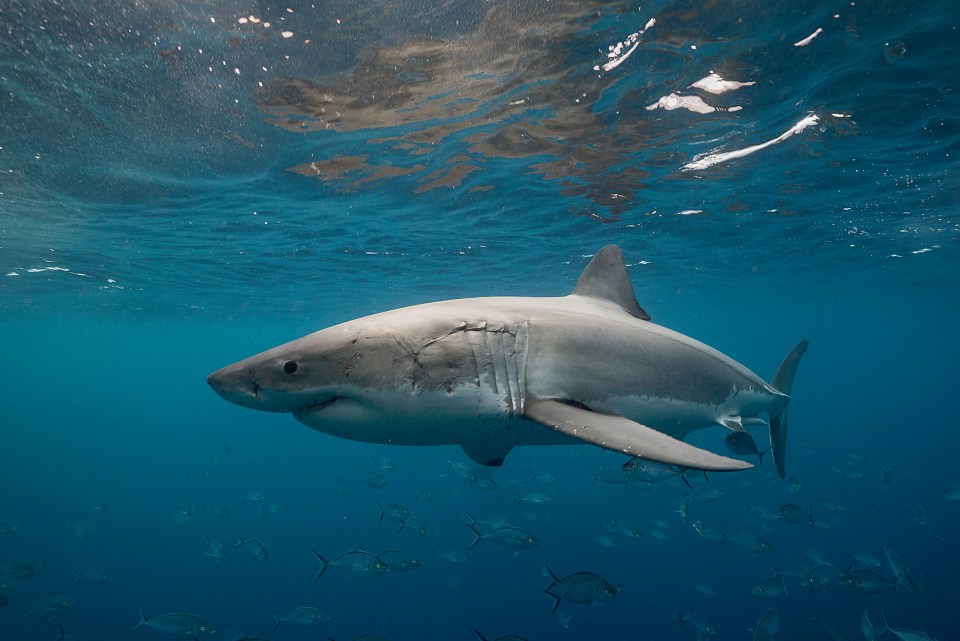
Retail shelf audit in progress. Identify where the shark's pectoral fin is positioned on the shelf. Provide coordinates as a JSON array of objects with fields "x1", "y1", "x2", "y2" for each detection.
[
  {"x1": 525, "y1": 399, "x2": 752, "y2": 472},
  {"x1": 460, "y1": 439, "x2": 512, "y2": 467}
]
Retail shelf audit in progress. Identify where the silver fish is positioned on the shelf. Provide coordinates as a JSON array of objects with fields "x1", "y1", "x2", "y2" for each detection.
[
  {"x1": 271, "y1": 606, "x2": 329, "y2": 631},
  {"x1": 692, "y1": 520, "x2": 725, "y2": 545},
  {"x1": 23, "y1": 595, "x2": 76, "y2": 622},
  {"x1": 727, "y1": 531, "x2": 772, "y2": 553},
  {"x1": 839, "y1": 567, "x2": 896, "y2": 594},
  {"x1": 465, "y1": 514, "x2": 511, "y2": 534},
  {"x1": 675, "y1": 603, "x2": 716, "y2": 637},
  {"x1": 590, "y1": 467, "x2": 635, "y2": 487},
  {"x1": 235, "y1": 535, "x2": 269, "y2": 560},
  {"x1": 884, "y1": 546, "x2": 917, "y2": 594},
  {"x1": 880, "y1": 611, "x2": 940, "y2": 641},
  {"x1": 414, "y1": 486, "x2": 435, "y2": 502},
  {"x1": 751, "y1": 568, "x2": 787, "y2": 598},
  {"x1": 621, "y1": 456, "x2": 691, "y2": 487},
  {"x1": 1, "y1": 558, "x2": 44, "y2": 578},
  {"x1": 799, "y1": 564, "x2": 842, "y2": 591},
  {"x1": 403, "y1": 516, "x2": 428, "y2": 538},
  {"x1": 313, "y1": 550, "x2": 389, "y2": 580},
  {"x1": 444, "y1": 455, "x2": 477, "y2": 483},
  {"x1": 468, "y1": 524, "x2": 539, "y2": 551},
  {"x1": 370, "y1": 455, "x2": 396, "y2": 471},
  {"x1": 751, "y1": 607, "x2": 779, "y2": 641},
  {"x1": 378, "y1": 549, "x2": 424, "y2": 572},
  {"x1": 134, "y1": 606, "x2": 215, "y2": 637},
  {"x1": 72, "y1": 566, "x2": 111, "y2": 584},
  {"x1": 513, "y1": 491, "x2": 553, "y2": 505},
  {"x1": 203, "y1": 536, "x2": 226, "y2": 560},
  {"x1": 356, "y1": 471, "x2": 389, "y2": 489},
  {"x1": 542, "y1": 566, "x2": 617, "y2": 613},
  {"x1": 860, "y1": 611, "x2": 883, "y2": 641},
  {"x1": 778, "y1": 502, "x2": 812, "y2": 525},
  {"x1": 810, "y1": 609, "x2": 855, "y2": 641},
  {"x1": 724, "y1": 431, "x2": 769, "y2": 467},
  {"x1": 605, "y1": 514, "x2": 645, "y2": 540},
  {"x1": 377, "y1": 502, "x2": 413, "y2": 527}
]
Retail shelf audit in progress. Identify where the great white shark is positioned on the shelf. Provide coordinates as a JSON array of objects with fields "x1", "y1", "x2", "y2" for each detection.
[{"x1": 208, "y1": 245, "x2": 807, "y2": 476}]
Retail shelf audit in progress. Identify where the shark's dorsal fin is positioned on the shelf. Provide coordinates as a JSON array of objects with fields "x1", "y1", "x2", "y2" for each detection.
[{"x1": 571, "y1": 245, "x2": 651, "y2": 321}]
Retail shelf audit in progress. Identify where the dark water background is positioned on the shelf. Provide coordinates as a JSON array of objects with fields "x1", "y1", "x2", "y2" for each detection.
[{"x1": 1, "y1": 1, "x2": 958, "y2": 639}]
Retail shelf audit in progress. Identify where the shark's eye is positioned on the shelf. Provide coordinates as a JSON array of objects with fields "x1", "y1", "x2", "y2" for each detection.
[{"x1": 283, "y1": 360, "x2": 298, "y2": 374}]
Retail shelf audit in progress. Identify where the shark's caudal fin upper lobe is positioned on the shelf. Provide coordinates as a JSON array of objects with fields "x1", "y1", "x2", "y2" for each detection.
[{"x1": 769, "y1": 339, "x2": 810, "y2": 478}]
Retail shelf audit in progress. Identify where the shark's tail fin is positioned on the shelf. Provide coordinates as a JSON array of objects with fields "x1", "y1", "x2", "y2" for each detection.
[{"x1": 769, "y1": 339, "x2": 809, "y2": 479}]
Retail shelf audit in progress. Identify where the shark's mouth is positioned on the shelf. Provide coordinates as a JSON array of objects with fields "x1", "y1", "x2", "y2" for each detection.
[{"x1": 294, "y1": 396, "x2": 342, "y2": 416}]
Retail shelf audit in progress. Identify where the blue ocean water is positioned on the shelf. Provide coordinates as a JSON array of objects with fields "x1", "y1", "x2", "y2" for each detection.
[{"x1": 1, "y1": 0, "x2": 958, "y2": 639}]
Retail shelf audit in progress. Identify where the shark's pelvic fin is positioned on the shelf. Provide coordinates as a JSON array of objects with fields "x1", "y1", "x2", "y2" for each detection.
[
  {"x1": 769, "y1": 339, "x2": 810, "y2": 479},
  {"x1": 460, "y1": 439, "x2": 512, "y2": 467},
  {"x1": 571, "y1": 245, "x2": 651, "y2": 321},
  {"x1": 525, "y1": 398, "x2": 752, "y2": 472}
]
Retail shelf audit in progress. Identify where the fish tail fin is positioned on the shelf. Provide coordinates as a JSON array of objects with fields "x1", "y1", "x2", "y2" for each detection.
[
  {"x1": 542, "y1": 565, "x2": 563, "y2": 613},
  {"x1": 234, "y1": 534, "x2": 246, "y2": 548},
  {"x1": 674, "y1": 602, "x2": 684, "y2": 631},
  {"x1": 312, "y1": 551, "x2": 328, "y2": 582},
  {"x1": 270, "y1": 610, "x2": 282, "y2": 632},
  {"x1": 55, "y1": 623, "x2": 66, "y2": 641},
  {"x1": 543, "y1": 589, "x2": 562, "y2": 615},
  {"x1": 71, "y1": 569, "x2": 82, "y2": 585},
  {"x1": 376, "y1": 502, "x2": 384, "y2": 522},
  {"x1": 758, "y1": 448, "x2": 770, "y2": 468},
  {"x1": 134, "y1": 604, "x2": 147, "y2": 631},
  {"x1": 769, "y1": 339, "x2": 809, "y2": 479},
  {"x1": 512, "y1": 492, "x2": 522, "y2": 506},
  {"x1": 879, "y1": 609, "x2": 891, "y2": 634},
  {"x1": 542, "y1": 564, "x2": 560, "y2": 589},
  {"x1": 466, "y1": 523, "x2": 482, "y2": 550},
  {"x1": 473, "y1": 630, "x2": 490, "y2": 641}
]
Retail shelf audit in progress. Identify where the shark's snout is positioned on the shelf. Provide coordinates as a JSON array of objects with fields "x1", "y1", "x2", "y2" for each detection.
[{"x1": 207, "y1": 366, "x2": 262, "y2": 409}]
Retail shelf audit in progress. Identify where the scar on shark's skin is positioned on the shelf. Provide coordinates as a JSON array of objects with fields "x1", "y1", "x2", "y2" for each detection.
[{"x1": 208, "y1": 245, "x2": 807, "y2": 476}]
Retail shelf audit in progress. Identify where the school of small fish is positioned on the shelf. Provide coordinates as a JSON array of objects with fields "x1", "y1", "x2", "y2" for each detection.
[{"x1": 0, "y1": 441, "x2": 949, "y2": 640}]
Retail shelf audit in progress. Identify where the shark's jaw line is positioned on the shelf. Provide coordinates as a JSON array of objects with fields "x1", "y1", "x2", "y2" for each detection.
[{"x1": 207, "y1": 245, "x2": 807, "y2": 475}]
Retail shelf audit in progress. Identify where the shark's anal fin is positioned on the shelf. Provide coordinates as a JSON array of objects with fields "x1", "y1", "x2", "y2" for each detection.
[
  {"x1": 460, "y1": 440, "x2": 512, "y2": 467},
  {"x1": 524, "y1": 399, "x2": 752, "y2": 472}
]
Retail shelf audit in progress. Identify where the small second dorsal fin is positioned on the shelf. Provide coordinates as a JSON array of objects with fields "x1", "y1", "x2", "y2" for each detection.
[{"x1": 571, "y1": 245, "x2": 651, "y2": 320}]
